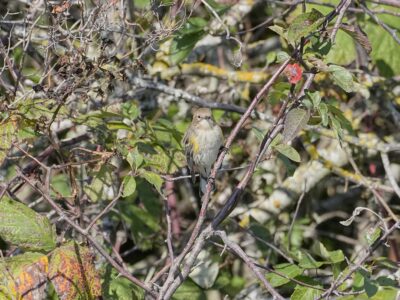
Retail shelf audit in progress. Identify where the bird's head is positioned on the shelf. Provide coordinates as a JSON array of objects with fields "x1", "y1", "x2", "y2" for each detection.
[{"x1": 192, "y1": 108, "x2": 214, "y2": 129}]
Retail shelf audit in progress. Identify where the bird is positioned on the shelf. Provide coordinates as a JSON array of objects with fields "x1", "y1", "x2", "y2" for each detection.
[{"x1": 183, "y1": 107, "x2": 224, "y2": 196}]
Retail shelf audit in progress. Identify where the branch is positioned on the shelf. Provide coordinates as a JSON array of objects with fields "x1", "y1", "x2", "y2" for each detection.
[
  {"x1": 361, "y1": 3, "x2": 400, "y2": 45},
  {"x1": 317, "y1": 220, "x2": 400, "y2": 299},
  {"x1": 381, "y1": 152, "x2": 400, "y2": 200},
  {"x1": 157, "y1": 57, "x2": 292, "y2": 299},
  {"x1": 17, "y1": 171, "x2": 157, "y2": 298},
  {"x1": 129, "y1": 76, "x2": 246, "y2": 114},
  {"x1": 330, "y1": 0, "x2": 352, "y2": 42},
  {"x1": 213, "y1": 230, "x2": 285, "y2": 300}
]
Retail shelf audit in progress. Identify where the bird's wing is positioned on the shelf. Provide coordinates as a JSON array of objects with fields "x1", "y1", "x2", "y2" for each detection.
[{"x1": 183, "y1": 128, "x2": 196, "y2": 183}]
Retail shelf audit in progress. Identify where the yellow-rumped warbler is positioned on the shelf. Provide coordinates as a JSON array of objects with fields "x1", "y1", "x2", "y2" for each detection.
[{"x1": 183, "y1": 108, "x2": 224, "y2": 195}]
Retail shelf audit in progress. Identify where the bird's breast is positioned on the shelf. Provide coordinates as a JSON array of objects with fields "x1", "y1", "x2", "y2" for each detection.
[{"x1": 195, "y1": 126, "x2": 222, "y2": 152}]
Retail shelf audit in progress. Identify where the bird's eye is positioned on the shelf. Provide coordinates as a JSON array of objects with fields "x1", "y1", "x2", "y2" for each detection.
[{"x1": 197, "y1": 115, "x2": 201, "y2": 119}]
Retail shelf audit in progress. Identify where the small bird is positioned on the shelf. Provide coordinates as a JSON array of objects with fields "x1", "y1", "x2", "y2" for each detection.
[{"x1": 183, "y1": 107, "x2": 224, "y2": 195}]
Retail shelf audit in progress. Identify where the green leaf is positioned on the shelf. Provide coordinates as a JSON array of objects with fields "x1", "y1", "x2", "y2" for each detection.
[
  {"x1": 291, "y1": 285, "x2": 322, "y2": 300},
  {"x1": 0, "y1": 197, "x2": 56, "y2": 252},
  {"x1": 306, "y1": 91, "x2": 321, "y2": 109},
  {"x1": 203, "y1": 0, "x2": 231, "y2": 15},
  {"x1": 365, "y1": 227, "x2": 382, "y2": 246},
  {"x1": 276, "y1": 51, "x2": 290, "y2": 63},
  {"x1": 135, "y1": 0, "x2": 150, "y2": 9},
  {"x1": 173, "y1": 280, "x2": 207, "y2": 300},
  {"x1": 274, "y1": 144, "x2": 301, "y2": 162},
  {"x1": 269, "y1": 25, "x2": 287, "y2": 39},
  {"x1": 122, "y1": 102, "x2": 140, "y2": 120},
  {"x1": 141, "y1": 170, "x2": 163, "y2": 193},
  {"x1": 122, "y1": 175, "x2": 137, "y2": 197},
  {"x1": 103, "y1": 270, "x2": 144, "y2": 300},
  {"x1": 170, "y1": 18, "x2": 208, "y2": 65},
  {"x1": 107, "y1": 120, "x2": 133, "y2": 131},
  {"x1": 339, "y1": 25, "x2": 371, "y2": 54},
  {"x1": 137, "y1": 179, "x2": 162, "y2": 217},
  {"x1": 271, "y1": 133, "x2": 284, "y2": 147},
  {"x1": 144, "y1": 144, "x2": 186, "y2": 174},
  {"x1": 318, "y1": 103, "x2": 328, "y2": 126},
  {"x1": 127, "y1": 150, "x2": 144, "y2": 170},
  {"x1": 364, "y1": 277, "x2": 378, "y2": 298},
  {"x1": 84, "y1": 165, "x2": 115, "y2": 202},
  {"x1": 283, "y1": 108, "x2": 310, "y2": 143},
  {"x1": 0, "y1": 116, "x2": 20, "y2": 165},
  {"x1": 327, "y1": 65, "x2": 355, "y2": 93},
  {"x1": 266, "y1": 263, "x2": 303, "y2": 287},
  {"x1": 327, "y1": 104, "x2": 352, "y2": 132},
  {"x1": 287, "y1": 9, "x2": 324, "y2": 45},
  {"x1": 51, "y1": 174, "x2": 72, "y2": 197},
  {"x1": 353, "y1": 271, "x2": 365, "y2": 291},
  {"x1": 119, "y1": 202, "x2": 161, "y2": 250},
  {"x1": 364, "y1": 20, "x2": 400, "y2": 77},
  {"x1": 189, "y1": 250, "x2": 219, "y2": 289},
  {"x1": 307, "y1": 37, "x2": 332, "y2": 56},
  {"x1": 330, "y1": 116, "x2": 344, "y2": 141},
  {"x1": 376, "y1": 276, "x2": 398, "y2": 287},
  {"x1": 325, "y1": 30, "x2": 357, "y2": 65},
  {"x1": 312, "y1": 242, "x2": 345, "y2": 264},
  {"x1": 296, "y1": 251, "x2": 324, "y2": 269},
  {"x1": 252, "y1": 126, "x2": 266, "y2": 143},
  {"x1": 278, "y1": 153, "x2": 298, "y2": 176}
]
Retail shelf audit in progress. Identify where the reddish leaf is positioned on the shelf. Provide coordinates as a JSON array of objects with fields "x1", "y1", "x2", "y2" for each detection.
[
  {"x1": 284, "y1": 63, "x2": 303, "y2": 84},
  {"x1": 48, "y1": 243, "x2": 101, "y2": 299},
  {"x1": 0, "y1": 253, "x2": 48, "y2": 300},
  {"x1": 51, "y1": 1, "x2": 71, "y2": 14}
]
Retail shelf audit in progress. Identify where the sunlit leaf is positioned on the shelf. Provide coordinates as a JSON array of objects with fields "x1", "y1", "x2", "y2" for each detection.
[
  {"x1": 0, "y1": 197, "x2": 56, "y2": 252},
  {"x1": 287, "y1": 9, "x2": 324, "y2": 45},
  {"x1": 0, "y1": 252, "x2": 48, "y2": 299},
  {"x1": 189, "y1": 250, "x2": 219, "y2": 289},
  {"x1": 0, "y1": 115, "x2": 20, "y2": 165},
  {"x1": 274, "y1": 144, "x2": 301, "y2": 162},
  {"x1": 364, "y1": 20, "x2": 400, "y2": 77},
  {"x1": 170, "y1": 18, "x2": 208, "y2": 65},
  {"x1": 141, "y1": 170, "x2": 163, "y2": 193},
  {"x1": 283, "y1": 108, "x2": 310, "y2": 143},
  {"x1": 122, "y1": 175, "x2": 137, "y2": 197},
  {"x1": 291, "y1": 284, "x2": 322, "y2": 300},
  {"x1": 327, "y1": 65, "x2": 355, "y2": 93},
  {"x1": 266, "y1": 263, "x2": 303, "y2": 287},
  {"x1": 340, "y1": 25, "x2": 371, "y2": 54},
  {"x1": 102, "y1": 268, "x2": 144, "y2": 300},
  {"x1": 173, "y1": 280, "x2": 207, "y2": 300},
  {"x1": 306, "y1": 91, "x2": 321, "y2": 109}
]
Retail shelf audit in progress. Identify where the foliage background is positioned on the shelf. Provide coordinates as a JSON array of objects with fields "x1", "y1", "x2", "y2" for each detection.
[{"x1": 0, "y1": 0, "x2": 399, "y2": 299}]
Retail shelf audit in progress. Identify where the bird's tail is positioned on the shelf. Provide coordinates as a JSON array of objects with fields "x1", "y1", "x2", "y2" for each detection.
[
  {"x1": 199, "y1": 175, "x2": 207, "y2": 196},
  {"x1": 199, "y1": 174, "x2": 216, "y2": 196}
]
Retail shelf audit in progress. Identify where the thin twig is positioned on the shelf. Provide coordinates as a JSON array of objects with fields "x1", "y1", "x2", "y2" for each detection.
[
  {"x1": 213, "y1": 230, "x2": 285, "y2": 300},
  {"x1": 381, "y1": 152, "x2": 400, "y2": 200},
  {"x1": 158, "y1": 57, "x2": 292, "y2": 299},
  {"x1": 86, "y1": 184, "x2": 124, "y2": 231},
  {"x1": 361, "y1": 3, "x2": 400, "y2": 45},
  {"x1": 288, "y1": 189, "x2": 306, "y2": 249},
  {"x1": 164, "y1": 177, "x2": 176, "y2": 264},
  {"x1": 317, "y1": 220, "x2": 400, "y2": 299},
  {"x1": 17, "y1": 171, "x2": 157, "y2": 298},
  {"x1": 330, "y1": 0, "x2": 352, "y2": 42}
]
